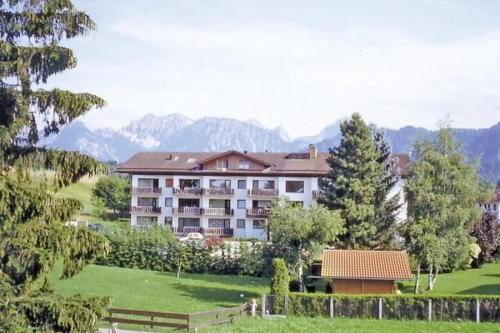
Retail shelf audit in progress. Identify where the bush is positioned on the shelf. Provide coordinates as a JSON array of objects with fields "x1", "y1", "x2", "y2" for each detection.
[
  {"x1": 271, "y1": 258, "x2": 289, "y2": 295},
  {"x1": 97, "y1": 230, "x2": 274, "y2": 277},
  {"x1": 266, "y1": 293, "x2": 500, "y2": 322}
]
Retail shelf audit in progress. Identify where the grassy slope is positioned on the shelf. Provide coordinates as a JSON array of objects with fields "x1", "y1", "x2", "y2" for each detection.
[
  {"x1": 51, "y1": 264, "x2": 269, "y2": 313},
  {"x1": 201, "y1": 317, "x2": 500, "y2": 333},
  {"x1": 399, "y1": 263, "x2": 500, "y2": 295}
]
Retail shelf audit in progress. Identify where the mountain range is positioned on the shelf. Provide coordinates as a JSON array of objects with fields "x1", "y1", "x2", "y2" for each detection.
[{"x1": 41, "y1": 114, "x2": 500, "y2": 183}]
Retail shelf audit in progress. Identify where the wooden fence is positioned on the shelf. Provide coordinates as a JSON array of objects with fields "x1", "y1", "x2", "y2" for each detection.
[{"x1": 104, "y1": 304, "x2": 248, "y2": 331}]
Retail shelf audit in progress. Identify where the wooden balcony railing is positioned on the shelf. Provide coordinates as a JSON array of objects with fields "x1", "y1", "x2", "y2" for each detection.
[
  {"x1": 204, "y1": 188, "x2": 234, "y2": 196},
  {"x1": 172, "y1": 226, "x2": 202, "y2": 234},
  {"x1": 173, "y1": 187, "x2": 203, "y2": 196},
  {"x1": 312, "y1": 190, "x2": 326, "y2": 198},
  {"x1": 130, "y1": 206, "x2": 161, "y2": 214},
  {"x1": 203, "y1": 208, "x2": 234, "y2": 216},
  {"x1": 171, "y1": 227, "x2": 233, "y2": 237},
  {"x1": 248, "y1": 188, "x2": 279, "y2": 196},
  {"x1": 173, "y1": 207, "x2": 202, "y2": 215},
  {"x1": 131, "y1": 187, "x2": 162, "y2": 195},
  {"x1": 201, "y1": 228, "x2": 233, "y2": 237},
  {"x1": 246, "y1": 208, "x2": 270, "y2": 218}
]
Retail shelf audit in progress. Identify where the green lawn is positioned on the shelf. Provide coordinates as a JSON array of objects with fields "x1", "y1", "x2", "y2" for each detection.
[
  {"x1": 57, "y1": 175, "x2": 98, "y2": 213},
  {"x1": 51, "y1": 264, "x2": 269, "y2": 313},
  {"x1": 399, "y1": 263, "x2": 500, "y2": 295},
  {"x1": 200, "y1": 317, "x2": 500, "y2": 333}
]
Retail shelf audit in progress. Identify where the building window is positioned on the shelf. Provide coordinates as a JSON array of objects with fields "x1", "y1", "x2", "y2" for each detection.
[
  {"x1": 285, "y1": 181, "x2": 304, "y2": 193},
  {"x1": 208, "y1": 219, "x2": 230, "y2": 228},
  {"x1": 138, "y1": 197, "x2": 157, "y2": 206},
  {"x1": 253, "y1": 220, "x2": 266, "y2": 229},
  {"x1": 252, "y1": 180, "x2": 275, "y2": 189},
  {"x1": 165, "y1": 198, "x2": 173, "y2": 207},
  {"x1": 178, "y1": 218, "x2": 200, "y2": 228},
  {"x1": 237, "y1": 219, "x2": 245, "y2": 229},
  {"x1": 137, "y1": 216, "x2": 157, "y2": 226},
  {"x1": 239, "y1": 160, "x2": 250, "y2": 170},
  {"x1": 217, "y1": 159, "x2": 229, "y2": 169},
  {"x1": 237, "y1": 200, "x2": 246, "y2": 209},
  {"x1": 179, "y1": 179, "x2": 200, "y2": 188},
  {"x1": 164, "y1": 216, "x2": 172, "y2": 226},
  {"x1": 237, "y1": 180, "x2": 247, "y2": 189},
  {"x1": 165, "y1": 178, "x2": 173, "y2": 188},
  {"x1": 138, "y1": 178, "x2": 153, "y2": 188},
  {"x1": 209, "y1": 179, "x2": 231, "y2": 188}
]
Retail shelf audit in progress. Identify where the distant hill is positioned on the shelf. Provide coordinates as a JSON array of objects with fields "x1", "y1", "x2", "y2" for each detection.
[{"x1": 41, "y1": 114, "x2": 500, "y2": 183}]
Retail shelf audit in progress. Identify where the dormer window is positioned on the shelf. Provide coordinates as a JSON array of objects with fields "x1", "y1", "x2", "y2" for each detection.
[
  {"x1": 217, "y1": 159, "x2": 229, "y2": 170},
  {"x1": 239, "y1": 160, "x2": 250, "y2": 170}
]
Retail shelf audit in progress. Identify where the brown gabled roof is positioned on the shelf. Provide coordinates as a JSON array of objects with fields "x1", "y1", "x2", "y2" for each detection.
[
  {"x1": 194, "y1": 150, "x2": 273, "y2": 168},
  {"x1": 321, "y1": 250, "x2": 412, "y2": 281},
  {"x1": 117, "y1": 150, "x2": 411, "y2": 176},
  {"x1": 117, "y1": 151, "x2": 331, "y2": 175}
]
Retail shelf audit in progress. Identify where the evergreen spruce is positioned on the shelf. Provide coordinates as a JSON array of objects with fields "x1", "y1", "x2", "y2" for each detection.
[
  {"x1": 319, "y1": 113, "x2": 401, "y2": 249},
  {"x1": 1, "y1": 1, "x2": 110, "y2": 331}
]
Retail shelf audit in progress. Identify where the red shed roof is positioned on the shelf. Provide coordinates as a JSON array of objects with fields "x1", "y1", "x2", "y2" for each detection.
[{"x1": 321, "y1": 250, "x2": 412, "y2": 281}]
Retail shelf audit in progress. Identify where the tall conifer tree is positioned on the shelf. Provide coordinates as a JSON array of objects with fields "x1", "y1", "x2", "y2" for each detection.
[
  {"x1": 319, "y1": 113, "x2": 401, "y2": 249},
  {"x1": 1, "y1": 1, "x2": 110, "y2": 331}
]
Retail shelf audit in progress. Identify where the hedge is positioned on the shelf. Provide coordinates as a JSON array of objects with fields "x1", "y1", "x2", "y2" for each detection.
[{"x1": 263, "y1": 293, "x2": 500, "y2": 322}]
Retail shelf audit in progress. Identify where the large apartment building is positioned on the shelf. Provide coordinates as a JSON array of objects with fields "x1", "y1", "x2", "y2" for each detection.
[{"x1": 118, "y1": 145, "x2": 410, "y2": 240}]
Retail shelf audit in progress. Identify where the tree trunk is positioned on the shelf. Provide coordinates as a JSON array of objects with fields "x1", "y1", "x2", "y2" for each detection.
[
  {"x1": 414, "y1": 264, "x2": 421, "y2": 294},
  {"x1": 427, "y1": 264, "x2": 434, "y2": 291},
  {"x1": 297, "y1": 246, "x2": 304, "y2": 292},
  {"x1": 431, "y1": 268, "x2": 439, "y2": 289},
  {"x1": 176, "y1": 258, "x2": 182, "y2": 280}
]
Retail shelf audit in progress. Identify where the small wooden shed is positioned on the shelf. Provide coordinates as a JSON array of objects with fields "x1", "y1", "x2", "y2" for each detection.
[{"x1": 320, "y1": 249, "x2": 412, "y2": 294}]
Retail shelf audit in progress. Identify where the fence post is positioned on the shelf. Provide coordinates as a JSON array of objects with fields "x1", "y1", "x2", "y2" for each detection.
[
  {"x1": 378, "y1": 298, "x2": 383, "y2": 320},
  {"x1": 284, "y1": 295, "x2": 289, "y2": 316},
  {"x1": 250, "y1": 299, "x2": 257, "y2": 317},
  {"x1": 261, "y1": 294, "x2": 266, "y2": 317},
  {"x1": 476, "y1": 299, "x2": 480, "y2": 323},
  {"x1": 427, "y1": 299, "x2": 432, "y2": 322},
  {"x1": 329, "y1": 297, "x2": 334, "y2": 318}
]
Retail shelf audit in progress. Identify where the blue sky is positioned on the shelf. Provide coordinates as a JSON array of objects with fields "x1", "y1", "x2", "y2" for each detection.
[{"x1": 50, "y1": 0, "x2": 500, "y2": 137}]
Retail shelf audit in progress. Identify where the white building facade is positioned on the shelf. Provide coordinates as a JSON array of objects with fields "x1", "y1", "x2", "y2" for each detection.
[{"x1": 119, "y1": 148, "x2": 410, "y2": 240}]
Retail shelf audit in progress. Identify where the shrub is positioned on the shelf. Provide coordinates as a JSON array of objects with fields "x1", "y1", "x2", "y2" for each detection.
[{"x1": 271, "y1": 258, "x2": 289, "y2": 295}]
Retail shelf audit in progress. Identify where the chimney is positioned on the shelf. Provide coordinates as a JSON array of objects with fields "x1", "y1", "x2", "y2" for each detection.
[{"x1": 308, "y1": 144, "x2": 318, "y2": 159}]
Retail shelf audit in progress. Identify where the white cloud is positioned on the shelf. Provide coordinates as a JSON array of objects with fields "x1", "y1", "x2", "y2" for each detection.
[{"x1": 55, "y1": 9, "x2": 500, "y2": 137}]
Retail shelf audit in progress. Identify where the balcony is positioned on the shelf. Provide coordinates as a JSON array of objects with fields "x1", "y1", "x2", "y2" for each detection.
[
  {"x1": 204, "y1": 188, "x2": 234, "y2": 196},
  {"x1": 312, "y1": 190, "x2": 326, "y2": 198},
  {"x1": 248, "y1": 188, "x2": 279, "y2": 197},
  {"x1": 172, "y1": 226, "x2": 202, "y2": 235},
  {"x1": 131, "y1": 187, "x2": 162, "y2": 195},
  {"x1": 130, "y1": 206, "x2": 161, "y2": 214},
  {"x1": 173, "y1": 187, "x2": 203, "y2": 196},
  {"x1": 246, "y1": 208, "x2": 270, "y2": 218},
  {"x1": 171, "y1": 227, "x2": 233, "y2": 237},
  {"x1": 203, "y1": 208, "x2": 234, "y2": 216},
  {"x1": 173, "y1": 207, "x2": 202, "y2": 215},
  {"x1": 202, "y1": 228, "x2": 233, "y2": 237}
]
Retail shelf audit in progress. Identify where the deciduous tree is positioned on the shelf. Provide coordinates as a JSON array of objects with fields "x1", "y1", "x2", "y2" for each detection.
[
  {"x1": 470, "y1": 211, "x2": 500, "y2": 267},
  {"x1": 404, "y1": 127, "x2": 482, "y2": 293},
  {"x1": 268, "y1": 200, "x2": 344, "y2": 291},
  {"x1": 92, "y1": 175, "x2": 130, "y2": 217}
]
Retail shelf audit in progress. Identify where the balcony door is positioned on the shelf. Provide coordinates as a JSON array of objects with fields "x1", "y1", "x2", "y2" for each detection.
[
  {"x1": 137, "y1": 197, "x2": 157, "y2": 207},
  {"x1": 179, "y1": 179, "x2": 200, "y2": 189},
  {"x1": 178, "y1": 198, "x2": 200, "y2": 208},
  {"x1": 209, "y1": 199, "x2": 231, "y2": 209},
  {"x1": 252, "y1": 180, "x2": 274, "y2": 190}
]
